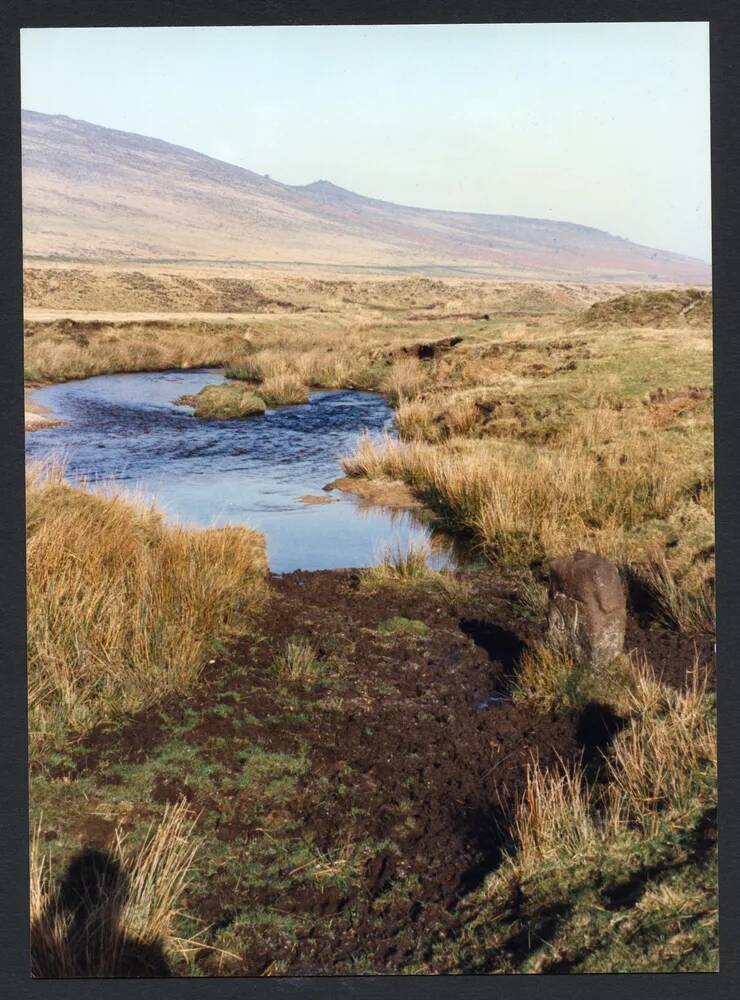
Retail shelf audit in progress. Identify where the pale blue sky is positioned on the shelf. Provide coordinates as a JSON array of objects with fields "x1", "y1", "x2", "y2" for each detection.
[{"x1": 20, "y1": 23, "x2": 711, "y2": 260}]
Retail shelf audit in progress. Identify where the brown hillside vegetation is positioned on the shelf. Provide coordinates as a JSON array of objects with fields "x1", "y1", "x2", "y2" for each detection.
[
  {"x1": 24, "y1": 267, "x2": 308, "y2": 314},
  {"x1": 24, "y1": 266, "x2": 634, "y2": 314},
  {"x1": 581, "y1": 288, "x2": 713, "y2": 328},
  {"x1": 22, "y1": 111, "x2": 711, "y2": 284}
]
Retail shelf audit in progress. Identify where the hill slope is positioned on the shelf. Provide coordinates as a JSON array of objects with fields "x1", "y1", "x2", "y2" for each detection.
[{"x1": 21, "y1": 110, "x2": 710, "y2": 283}]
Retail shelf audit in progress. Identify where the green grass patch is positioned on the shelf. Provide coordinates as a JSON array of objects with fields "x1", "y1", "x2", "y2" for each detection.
[{"x1": 377, "y1": 616, "x2": 429, "y2": 637}]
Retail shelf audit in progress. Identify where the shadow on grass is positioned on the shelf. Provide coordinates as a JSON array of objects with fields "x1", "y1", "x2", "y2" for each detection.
[
  {"x1": 576, "y1": 702, "x2": 627, "y2": 784},
  {"x1": 454, "y1": 805, "x2": 510, "y2": 897},
  {"x1": 33, "y1": 848, "x2": 171, "y2": 978}
]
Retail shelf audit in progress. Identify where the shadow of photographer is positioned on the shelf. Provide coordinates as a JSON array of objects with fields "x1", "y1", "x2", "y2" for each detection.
[{"x1": 33, "y1": 847, "x2": 171, "y2": 978}]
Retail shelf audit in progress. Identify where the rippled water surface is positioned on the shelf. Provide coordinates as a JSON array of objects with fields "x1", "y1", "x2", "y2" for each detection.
[{"x1": 26, "y1": 369, "x2": 458, "y2": 572}]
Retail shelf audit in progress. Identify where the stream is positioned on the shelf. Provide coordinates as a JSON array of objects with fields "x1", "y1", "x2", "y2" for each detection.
[{"x1": 26, "y1": 369, "x2": 463, "y2": 573}]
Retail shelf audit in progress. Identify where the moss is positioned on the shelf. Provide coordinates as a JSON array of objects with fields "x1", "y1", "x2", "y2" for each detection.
[{"x1": 377, "y1": 616, "x2": 429, "y2": 637}]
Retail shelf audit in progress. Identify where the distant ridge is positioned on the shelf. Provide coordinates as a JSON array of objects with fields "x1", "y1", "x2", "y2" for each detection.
[{"x1": 21, "y1": 110, "x2": 711, "y2": 283}]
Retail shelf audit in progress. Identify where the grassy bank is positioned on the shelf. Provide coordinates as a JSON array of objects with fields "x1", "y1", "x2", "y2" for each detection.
[
  {"x1": 339, "y1": 297, "x2": 714, "y2": 633},
  {"x1": 26, "y1": 463, "x2": 267, "y2": 753},
  {"x1": 428, "y1": 652, "x2": 717, "y2": 974},
  {"x1": 24, "y1": 318, "x2": 254, "y2": 383}
]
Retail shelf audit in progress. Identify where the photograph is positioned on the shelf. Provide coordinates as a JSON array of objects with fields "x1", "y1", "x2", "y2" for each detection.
[{"x1": 20, "y1": 21, "x2": 716, "y2": 976}]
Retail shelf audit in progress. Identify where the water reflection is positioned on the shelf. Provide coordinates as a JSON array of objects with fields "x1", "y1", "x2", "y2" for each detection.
[{"x1": 26, "y1": 369, "x2": 467, "y2": 573}]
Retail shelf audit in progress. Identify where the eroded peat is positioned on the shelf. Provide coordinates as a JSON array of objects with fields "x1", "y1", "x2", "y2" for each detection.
[{"x1": 31, "y1": 568, "x2": 713, "y2": 975}]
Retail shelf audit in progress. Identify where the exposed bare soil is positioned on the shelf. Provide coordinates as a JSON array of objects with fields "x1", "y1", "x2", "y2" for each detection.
[{"x1": 34, "y1": 568, "x2": 712, "y2": 975}]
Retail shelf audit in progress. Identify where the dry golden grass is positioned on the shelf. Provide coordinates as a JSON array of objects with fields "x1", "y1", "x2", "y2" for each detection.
[
  {"x1": 367, "y1": 539, "x2": 433, "y2": 581},
  {"x1": 492, "y1": 654, "x2": 716, "y2": 892},
  {"x1": 394, "y1": 392, "x2": 484, "y2": 442},
  {"x1": 24, "y1": 319, "x2": 252, "y2": 382},
  {"x1": 361, "y1": 539, "x2": 468, "y2": 603},
  {"x1": 513, "y1": 643, "x2": 583, "y2": 712},
  {"x1": 31, "y1": 799, "x2": 200, "y2": 977},
  {"x1": 505, "y1": 758, "x2": 605, "y2": 879},
  {"x1": 272, "y1": 638, "x2": 321, "y2": 687},
  {"x1": 214, "y1": 329, "x2": 394, "y2": 405},
  {"x1": 343, "y1": 402, "x2": 712, "y2": 631},
  {"x1": 186, "y1": 383, "x2": 266, "y2": 419},
  {"x1": 379, "y1": 356, "x2": 429, "y2": 403},
  {"x1": 514, "y1": 570, "x2": 550, "y2": 620},
  {"x1": 606, "y1": 662, "x2": 716, "y2": 838},
  {"x1": 26, "y1": 462, "x2": 267, "y2": 748},
  {"x1": 630, "y1": 549, "x2": 715, "y2": 634},
  {"x1": 512, "y1": 640, "x2": 650, "y2": 716},
  {"x1": 393, "y1": 397, "x2": 444, "y2": 442},
  {"x1": 343, "y1": 430, "x2": 684, "y2": 556},
  {"x1": 257, "y1": 370, "x2": 310, "y2": 406}
]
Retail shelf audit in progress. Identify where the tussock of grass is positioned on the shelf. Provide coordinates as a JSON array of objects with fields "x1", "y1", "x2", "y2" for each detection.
[
  {"x1": 31, "y1": 799, "x2": 200, "y2": 977},
  {"x1": 513, "y1": 643, "x2": 582, "y2": 712},
  {"x1": 257, "y1": 371, "x2": 310, "y2": 406},
  {"x1": 629, "y1": 551, "x2": 715, "y2": 634},
  {"x1": 370, "y1": 540, "x2": 433, "y2": 581},
  {"x1": 607, "y1": 663, "x2": 716, "y2": 837},
  {"x1": 395, "y1": 393, "x2": 482, "y2": 442},
  {"x1": 514, "y1": 570, "x2": 549, "y2": 620},
  {"x1": 513, "y1": 642, "x2": 639, "y2": 715},
  {"x1": 272, "y1": 638, "x2": 322, "y2": 687},
  {"x1": 361, "y1": 540, "x2": 468, "y2": 602},
  {"x1": 505, "y1": 758, "x2": 604, "y2": 881},
  {"x1": 26, "y1": 462, "x2": 267, "y2": 748},
  {"x1": 187, "y1": 383, "x2": 266, "y2": 419},
  {"x1": 393, "y1": 397, "x2": 443, "y2": 442},
  {"x1": 379, "y1": 356, "x2": 429, "y2": 403}
]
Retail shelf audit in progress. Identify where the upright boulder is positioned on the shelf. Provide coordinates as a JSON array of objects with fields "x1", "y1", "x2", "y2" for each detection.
[{"x1": 547, "y1": 550, "x2": 626, "y2": 670}]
